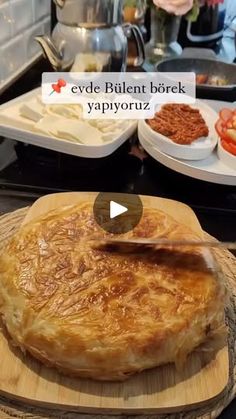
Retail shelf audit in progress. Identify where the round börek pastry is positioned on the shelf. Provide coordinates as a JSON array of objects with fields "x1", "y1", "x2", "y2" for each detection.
[{"x1": 0, "y1": 202, "x2": 226, "y2": 381}]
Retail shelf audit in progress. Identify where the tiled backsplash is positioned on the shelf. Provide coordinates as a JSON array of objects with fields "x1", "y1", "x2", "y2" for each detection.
[{"x1": 0, "y1": 0, "x2": 50, "y2": 86}]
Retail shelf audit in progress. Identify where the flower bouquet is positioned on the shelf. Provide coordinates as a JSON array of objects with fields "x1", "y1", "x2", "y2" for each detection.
[
  {"x1": 146, "y1": 0, "x2": 225, "y2": 61},
  {"x1": 149, "y1": 0, "x2": 225, "y2": 24}
]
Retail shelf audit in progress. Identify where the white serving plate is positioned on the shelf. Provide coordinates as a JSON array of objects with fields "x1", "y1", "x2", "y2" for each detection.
[
  {"x1": 138, "y1": 101, "x2": 218, "y2": 161},
  {"x1": 0, "y1": 88, "x2": 137, "y2": 159},
  {"x1": 139, "y1": 130, "x2": 236, "y2": 186},
  {"x1": 218, "y1": 140, "x2": 236, "y2": 171}
]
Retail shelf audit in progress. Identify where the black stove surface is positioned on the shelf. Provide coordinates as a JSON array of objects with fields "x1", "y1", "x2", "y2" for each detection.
[{"x1": 0, "y1": 141, "x2": 235, "y2": 242}]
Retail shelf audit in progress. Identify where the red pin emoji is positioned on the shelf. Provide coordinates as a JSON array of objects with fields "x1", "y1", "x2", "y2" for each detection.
[{"x1": 50, "y1": 78, "x2": 67, "y2": 95}]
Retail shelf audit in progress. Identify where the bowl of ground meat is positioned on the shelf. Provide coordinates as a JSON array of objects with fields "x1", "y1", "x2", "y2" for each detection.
[{"x1": 138, "y1": 101, "x2": 218, "y2": 160}]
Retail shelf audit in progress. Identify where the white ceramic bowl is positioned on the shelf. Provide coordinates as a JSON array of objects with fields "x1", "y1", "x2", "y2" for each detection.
[
  {"x1": 138, "y1": 101, "x2": 218, "y2": 161},
  {"x1": 217, "y1": 140, "x2": 236, "y2": 171}
]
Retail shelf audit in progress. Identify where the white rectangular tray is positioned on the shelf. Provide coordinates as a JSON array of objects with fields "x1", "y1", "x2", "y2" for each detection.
[{"x1": 0, "y1": 88, "x2": 137, "y2": 159}]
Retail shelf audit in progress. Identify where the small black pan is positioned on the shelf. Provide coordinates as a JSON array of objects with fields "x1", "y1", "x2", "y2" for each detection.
[{"x1": 156, "y1": 58, "x2": 236, "y2": 102}]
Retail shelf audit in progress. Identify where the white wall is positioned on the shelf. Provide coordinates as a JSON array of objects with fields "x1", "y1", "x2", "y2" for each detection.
[
  {"x1": 226, "y1": 1, "x2": 236, "y2": 21},
  {"x1": 0, "y1": 0, "x2": 50, "y2": 86}
]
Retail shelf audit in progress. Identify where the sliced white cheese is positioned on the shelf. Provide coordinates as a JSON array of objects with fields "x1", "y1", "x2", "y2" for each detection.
[
  {"x1": 56, "y1": 120, "x2": 103, "y2": 145},
  {"x1": 0, "y1": 111, "x2": 35, "y2": 131},
  {"x1": 87, "y1": 119, "x2": 130, "y2": 135},
  {"x1": 36, "y1": 95, "x2": 44, "y2": 106},
  {"x1": 45, "y1": 104, "x2": 83, "y2": 119},
  {"x1": 55, "y1": 131, "x2": 81, "y2": 143},
  {"x1": 102, "y1": 131, "x2": 121, "y2": 142},
  {"x1": 34, "y1": 115, "x2": 61, "y2": 136},
  {"x1": 19, "y1": 101, "x2": 44, "y2": 122},
  {"x1": 34, "y1": 116, "x2": 103, "y2": 145}
]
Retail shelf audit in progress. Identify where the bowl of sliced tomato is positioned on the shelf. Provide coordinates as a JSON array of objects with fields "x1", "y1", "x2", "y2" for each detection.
[{"x1": 216, "y1": 108, "x2": 236, "y2": 171}]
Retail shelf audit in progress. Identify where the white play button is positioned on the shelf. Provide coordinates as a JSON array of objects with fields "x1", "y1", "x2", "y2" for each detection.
[
  {"x1": 110, "y1": 201, "x2": 128, "y2": 219},
  {"x1": 93, "y1": 193, "x2": 143, "y2": 234}
]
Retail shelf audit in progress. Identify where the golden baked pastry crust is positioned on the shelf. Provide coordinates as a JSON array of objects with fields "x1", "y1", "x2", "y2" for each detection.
[{"x1": 0, "y1": 202, "x2": 225, "y2": 380}]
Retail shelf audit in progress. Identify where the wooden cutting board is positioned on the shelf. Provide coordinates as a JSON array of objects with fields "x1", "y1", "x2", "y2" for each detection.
[{"x1": 0, "y1": 192, "x2": 229, "y2": 414}]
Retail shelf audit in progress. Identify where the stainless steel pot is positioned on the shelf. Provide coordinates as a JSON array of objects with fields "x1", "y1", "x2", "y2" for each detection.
[
  {"x1": 35, "y1": 0, "x2": 145, "y2": 72},
  {"x1": 54, "y1": 0, "x2": 123, "y2": 27}
]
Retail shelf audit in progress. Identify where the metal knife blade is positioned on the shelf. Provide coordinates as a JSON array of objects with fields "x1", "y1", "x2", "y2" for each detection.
[{"x1": 90, "y1": 237, "x2": 236, "y2": 250}]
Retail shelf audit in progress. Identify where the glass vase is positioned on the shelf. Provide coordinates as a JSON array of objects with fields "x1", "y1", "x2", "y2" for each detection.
[{"x1": 145, "y1": 7, "x2": 182, "y2": 63}]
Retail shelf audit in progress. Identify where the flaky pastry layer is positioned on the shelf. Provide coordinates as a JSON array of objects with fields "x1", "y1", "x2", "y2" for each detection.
[{"x1": 0, "y1": 203, "x2": 226, "y2": 380}]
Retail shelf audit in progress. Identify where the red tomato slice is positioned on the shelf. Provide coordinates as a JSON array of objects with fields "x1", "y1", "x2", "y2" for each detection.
[
  {"x1": 221, "y1": 140, "x2": 236, "y2": 156},
  {"x1": 222, "y1": 137, "x2": 235, "y2": 145},
  {"x1": 219, "y1": 109, "x2": 233, "y2": 122},
  {"x1": 226, "y1": 129, "x2": 236, "y2": 143},
  {"x1": 215, "y1": 119, "x2": 225, "y2": 136},
  {"x1": 215, "y1": 119, "x2": 231, "y2": 142},
  {"x1": 226, "y1": 120, "x2": 233, "y2": 129},
  {"x1": 215, "y1": 118, "x2": 236, "y2": 144}
]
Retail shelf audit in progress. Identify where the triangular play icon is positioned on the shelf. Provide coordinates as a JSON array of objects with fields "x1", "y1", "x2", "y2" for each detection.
[{"x1": 110, "y1": 201, "x2": 128, "y2": 219}]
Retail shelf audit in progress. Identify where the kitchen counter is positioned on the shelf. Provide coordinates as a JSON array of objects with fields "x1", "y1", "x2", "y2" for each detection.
[{"x1": 0, "y1": 57, "x2": 235, "y2": 418}]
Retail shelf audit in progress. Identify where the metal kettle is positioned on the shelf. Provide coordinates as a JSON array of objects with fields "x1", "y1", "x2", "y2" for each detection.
[{"x1": 35, "y1": 0, "x2": 145, "y2": 72}]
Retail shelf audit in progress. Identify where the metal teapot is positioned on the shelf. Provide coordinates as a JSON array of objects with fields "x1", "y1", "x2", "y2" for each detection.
[{"x1": 35, "y1": 0, "x2": 145, "y2": 72}]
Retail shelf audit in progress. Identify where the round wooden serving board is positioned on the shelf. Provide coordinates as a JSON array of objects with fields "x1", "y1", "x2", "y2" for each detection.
[{"x1": 0, "y1": 193, "x2": 234, "y2": 419}]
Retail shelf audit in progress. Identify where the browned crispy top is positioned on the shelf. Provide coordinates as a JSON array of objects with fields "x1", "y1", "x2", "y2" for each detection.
[{"x1": 0, "y1": 203, "x2": 220, "y2": 335}]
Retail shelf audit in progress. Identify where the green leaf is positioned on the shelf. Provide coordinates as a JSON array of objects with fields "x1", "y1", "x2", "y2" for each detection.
[
  {"x1": 124, "y1": 0, "x2": 138, "y2": 7},
  {"x1": 185, "y1": 2, "x2": 200, "y2": 22}
]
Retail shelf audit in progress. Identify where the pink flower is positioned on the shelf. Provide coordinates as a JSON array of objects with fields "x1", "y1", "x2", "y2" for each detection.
[
  {"x1": 152, "y1": 0, "x2": 224, "y2": 16},
  {"x1": 206, "y1": 0, "x2": 224, "y2": 5},
  {"x1": 152, "y1": 0, "x2": 194, "y2": 16}
]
